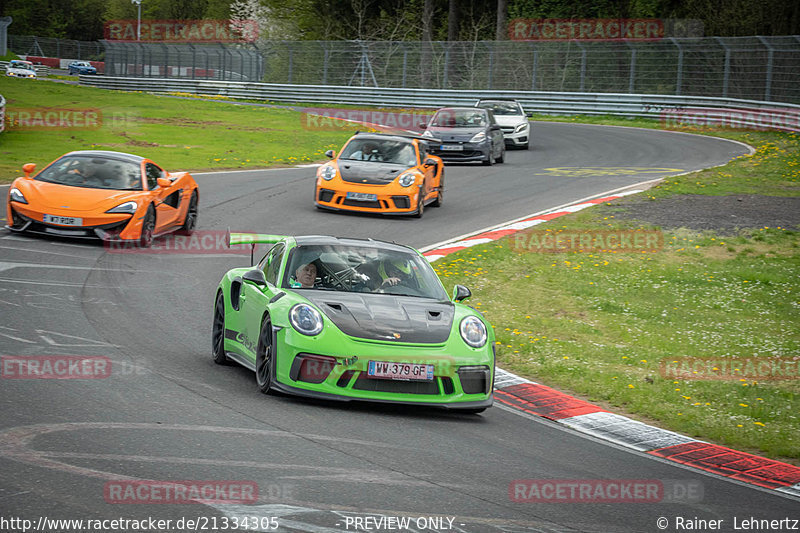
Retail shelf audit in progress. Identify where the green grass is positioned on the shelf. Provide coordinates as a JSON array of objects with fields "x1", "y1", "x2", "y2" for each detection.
[
  {"x1": 437, "y1": 129, "x2": 800, "y2": 463},
  {"x1": 0, "y1": 51, "x2": 20, "y2": 61},
  {"x1": 0, "y1": 77, "x2": 355, "y2": 181}
]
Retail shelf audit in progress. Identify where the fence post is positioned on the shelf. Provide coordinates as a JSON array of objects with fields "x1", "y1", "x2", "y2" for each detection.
[
  {"x1": 0, "y1": 17, "x2": 11, "y2": 57},
  {"x1": 757, "y1": 36, "x2": 774, "y2": 101},
  {"x1": 401, "y1": 43, "x2": 408, "y2": 88},
  {"x1": 670, "y1": 37, "x2": 683, "y2": 95},
  {"x1": 715, "y1": 37, "x2": 731, "y2": 98},
  {"x1": 286, "y1": 41, "x2": 293, "y2": 84},
  {"x1": 626, "y1": 41, "x2": 636, "y2": 93},
  {"x1": 530, "y1": 43, "x2": 538, "y2": 91},
  {"x1": 487, "y1": 42, "x2": 494, "y2": 89},
  {"x1": 443, "y1": 43, "x2": 450, "y2": 89},
  {"x1": 575, "y1": 40, "x2": 587, "y2": 92},
  {"x1": 321, "y1": 42, "x2": 328, "y2": 85}
]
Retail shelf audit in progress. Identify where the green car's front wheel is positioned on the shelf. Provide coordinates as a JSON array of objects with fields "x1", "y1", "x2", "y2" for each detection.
[
  {"x1": 256, "y1": 316, "x2": 274, "y2": 394},
  {"x1": 212, "y1": 292, "x2": 229, "y2": 365}
]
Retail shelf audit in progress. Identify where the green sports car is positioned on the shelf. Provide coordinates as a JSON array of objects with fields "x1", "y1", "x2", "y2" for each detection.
[{"x1": 212, "y1": 233, "x2": 495, "y2": 412}]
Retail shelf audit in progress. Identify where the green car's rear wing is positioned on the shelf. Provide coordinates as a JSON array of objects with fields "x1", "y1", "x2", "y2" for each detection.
[{"x1": 227, "y1": 230, "x2": 290, "y2": 264}]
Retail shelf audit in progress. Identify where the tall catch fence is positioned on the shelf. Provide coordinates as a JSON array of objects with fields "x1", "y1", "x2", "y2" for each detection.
[{"x1": 9, "y1": 35, "x2": 104, "y2": 61}]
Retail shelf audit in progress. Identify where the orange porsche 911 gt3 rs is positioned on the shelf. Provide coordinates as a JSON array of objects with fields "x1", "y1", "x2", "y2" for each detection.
[
  {"x1": 6, "y1": 150, "x2": 198, "y2": 246},
  {"x1": 314, "y1": 132, "x2": 444, "y2": 218}
]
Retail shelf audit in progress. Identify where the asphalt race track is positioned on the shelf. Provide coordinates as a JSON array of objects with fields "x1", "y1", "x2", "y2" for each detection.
[{"x1": 1, "y1": 122, "x2": 795, "y2": 533}]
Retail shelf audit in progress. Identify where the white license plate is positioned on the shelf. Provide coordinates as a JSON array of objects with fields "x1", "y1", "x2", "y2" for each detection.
[
  {"x1": 43, "y1": 214, "x2": 83, "y2": 226},
  {"x1": 368, "y1": 361, "x2": 434, "y2": 381},
  {"x1": 440, "y1": 144, "x2": 464, "y2": 151},
  {"x1": 346, "y1": 192, "x2": 378, "y2": 202}
]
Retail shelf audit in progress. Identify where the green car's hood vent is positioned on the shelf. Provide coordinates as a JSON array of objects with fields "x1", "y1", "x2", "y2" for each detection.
[{"x1": 303, "y1": 292, "x2": 454, "y2": 343}]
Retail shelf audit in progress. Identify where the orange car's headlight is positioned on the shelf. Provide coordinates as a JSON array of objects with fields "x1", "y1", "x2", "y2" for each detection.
[
  {"x1": 106, "y1": 201, "x2": 138, "y2": 214},
  {"x1": 397, "y1": 171, "x2": 419, "y2": 187},
  {"x1": 318, "y1": 165, "x2": 337, "y2": 181},
  {"x1": 9, "y1": 187, "x2": 28, "y2": 204}
]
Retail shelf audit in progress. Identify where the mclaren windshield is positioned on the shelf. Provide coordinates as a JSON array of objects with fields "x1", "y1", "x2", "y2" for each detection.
[
  {"x1": 35, "y1": 155, "x2": 143, "y2": 190},
  {"x1": 283, "y1": 244, "x2": 448, "y2": 300}
]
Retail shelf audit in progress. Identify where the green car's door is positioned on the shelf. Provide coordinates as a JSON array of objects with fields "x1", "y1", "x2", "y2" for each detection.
[{"x1": 240, "y1": 243, "x2": 285, "y2": 364}]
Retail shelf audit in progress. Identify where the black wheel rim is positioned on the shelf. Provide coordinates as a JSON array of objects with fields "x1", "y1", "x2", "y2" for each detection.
[
  {"x1": 212, "y1": 295, "x2": 224, "y2": 357},
  {"x1": 185, "y1": 195, "x2": 198, "y2": 230},
  {"x1": 256, "y1": 322, "x2": 271, "y2": 385},
  {"x1": 141, "y1": 216, "x2": 154, "y2": 246}
]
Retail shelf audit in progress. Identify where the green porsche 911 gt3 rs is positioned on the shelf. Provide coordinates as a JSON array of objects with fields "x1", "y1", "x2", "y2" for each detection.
[{"x1": 212, "y1": 233, "x2": 495, "y2": 412}]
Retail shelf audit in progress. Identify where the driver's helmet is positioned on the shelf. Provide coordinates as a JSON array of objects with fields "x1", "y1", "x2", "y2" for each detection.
[{"x1": 378, "y1": 256, "x2": 413, "y2": 282}]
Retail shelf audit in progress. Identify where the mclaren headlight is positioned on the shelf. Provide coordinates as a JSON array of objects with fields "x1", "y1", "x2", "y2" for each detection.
[
  {"x1": 397, "y1": 171, "x2": 418, "y2": 187},
  {"x1": 319, "y1": 165, "x2": 337, "y2": 181},
  {"x1": 514, "y1": 122, "x2": 529, "y2": 133},
  {"x1": 469, "y1": 131, "x2": 487, "y2": 143},
  {"x1": 460, "y1": 316, "x2": 487, "y2": 348},
  {"x1": 105, "y1": 201, "x2": 138, "y2": 214},
  {"x1": 290, "y1": 303, "x2": 324, "y2": 336},
  {"x1": 9, "y1": 187, "x2": 28, "y2": 204}
]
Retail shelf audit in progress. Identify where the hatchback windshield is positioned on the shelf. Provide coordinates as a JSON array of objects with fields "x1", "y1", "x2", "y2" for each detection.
[
  {"x1": 283, "y1": 244, "x2": 448, "y2": 300},
  {"x1": 10, "y1": 61, "x2": 34, "y2": 72},
  {"x1": 430, "y1": 109, "x2": 487, "y2": 128},
  {"x1": 339, "y1": 138, "x2": 417, "y2": 166},
  {"x1": 36, "y1": 155, "x2": 143, "y2": 190}
]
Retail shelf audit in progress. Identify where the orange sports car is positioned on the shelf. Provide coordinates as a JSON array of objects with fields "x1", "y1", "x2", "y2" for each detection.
[
  {"x1": 314, "y1": 132, "x2": 444, "y2": 218},
  {"x1": 6, "y1": 150, "x2": 198, "y2": 246}
]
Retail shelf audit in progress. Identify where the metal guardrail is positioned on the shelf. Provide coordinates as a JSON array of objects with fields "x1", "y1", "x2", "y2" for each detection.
[
  {"x1": 0, "y1": 93, "x2": 5, "y2": 134},
  {"x1": 0, "y1": 60, "x2": 50, "y2": 76},
  {"x1": 79, "y1": 76, "x2": 800, "y2": 133}
]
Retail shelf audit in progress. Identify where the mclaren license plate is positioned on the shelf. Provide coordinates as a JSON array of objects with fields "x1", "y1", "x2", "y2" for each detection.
[
  {"x1": 440, "y1": 144, "x2": 464, "y2": 151},
  {"x1": 368, "y1": 361, "x2": 434, "y2": 381},
  {"x1": 346, "y1": 192, "x2": 378, "y2": 202},
  {"x1": 43, "y1": 214, "x2": 83, "y2": 226}
]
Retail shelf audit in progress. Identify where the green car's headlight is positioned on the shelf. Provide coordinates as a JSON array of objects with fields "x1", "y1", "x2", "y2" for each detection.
[
  {"x1": 290, "y1": 304, "x2": 324, "y2": 336},
  {"x1": 319, "y1": 165, "x2": 337, "y2": 181},
  {"x1": 106, "y1": 201, "x2": 138, "y2": 214},
  {"x1": 460, "y1": 316, "x2": 487, "y2": 348},
  {"x1": 397, "y1": 171, "x2": 418, "y2": 187},
  {"x1": 9, "y1": 187, "x2": 28, "y2": 204}
]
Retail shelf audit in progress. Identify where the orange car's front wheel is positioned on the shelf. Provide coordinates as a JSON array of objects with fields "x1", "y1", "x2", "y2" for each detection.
[{"x1": 139, "y1": 207, "x2": 155, "y2": 247}]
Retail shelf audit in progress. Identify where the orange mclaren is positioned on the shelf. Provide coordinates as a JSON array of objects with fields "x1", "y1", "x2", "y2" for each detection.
[
  {"x1": 314, "y1": 132, "x2": 444, "y2": 217},
  {"x1": 5, "y1": 150, "x2": 198, "y2": 246}
]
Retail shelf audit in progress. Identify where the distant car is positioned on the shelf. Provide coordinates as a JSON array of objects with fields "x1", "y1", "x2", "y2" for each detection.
[
  {"x1": 5, "y1": 60, "x2": 36, "y2": 79},
  {"x1": 421, "y1": 107, "x2": 505, "y2": 165},
  {"x1": 6, "y1": 150, "x2": 198, "y2": 246},
  {"x1": 315, "y1": 132, "x2": 444, "y2": 218},
  {"x1": 67, "y1": 61, "x2": 97, "y2": 75},
  {"x1": 213, "y1": 232, "x2": 495, "y2": 412},
  {"x1": 475, "y1": 99, "x2": 532, "y2": 150}
]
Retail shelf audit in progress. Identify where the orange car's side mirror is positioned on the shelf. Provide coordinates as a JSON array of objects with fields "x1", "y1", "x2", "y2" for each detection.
[
  {"x1": 156, "y1": 177, "x2": 172, "y2": 188},
  {"x1": 22, "y1": 163, "x2": 36, "y2": 178},
  {"x1": 423, "y1": 157, "x2": 437, "y2": 167}
]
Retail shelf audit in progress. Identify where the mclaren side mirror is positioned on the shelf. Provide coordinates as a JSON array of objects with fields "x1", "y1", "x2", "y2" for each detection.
[
  {"x1": 156, "y1": 177, "x2": 172, "y2": 188},
  {"x1": 242, "y1": 269, "x2": 266, "y2": 286},
  {"x1": 452, "y1": 284, "x2": 471, "y2": 302},
  {"x1": 22, "y1": 163, "x2": 36, "y2": 178}
]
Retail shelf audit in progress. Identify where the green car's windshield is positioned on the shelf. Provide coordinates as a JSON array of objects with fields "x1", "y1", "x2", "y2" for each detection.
[
  {"x1": 35, "y1": 155, "x2": 143, "y2": 190},
  {"x1": 339, "y1": 138, "x2": 417, "y2": 166},
  {"x1": 283, "y1": 244, "x2": 448, "y2": 300}
]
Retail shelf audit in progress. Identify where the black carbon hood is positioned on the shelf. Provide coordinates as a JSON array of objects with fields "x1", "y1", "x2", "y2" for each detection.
[
  {"x1": 338, "y1": 161, "x2": 405, "y2": 184},
  {"x1": 302, "y1": 292, "x2": 455, "y2": 344}
]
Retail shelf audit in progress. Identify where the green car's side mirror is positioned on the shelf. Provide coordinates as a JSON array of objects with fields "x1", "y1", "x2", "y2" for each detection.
[
  {"x1": 452, "y1": 284, "x2": 471, "y2": 302},
  {"x1": 242, "y1": 269, "x2": 266, "y2": 286}
]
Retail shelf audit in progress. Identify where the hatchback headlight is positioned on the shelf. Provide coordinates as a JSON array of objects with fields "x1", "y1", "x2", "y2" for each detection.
[
  {"x1": 469, "y1": 131, "x2": 486, "y2": 143},
  {"x1": 9, "y1": 187, "x2": 28, "y2": 204},
  {"x1": 319, "y1": 165, "x2": 337, "y2": 181},
  {"x1": 421, "y1": 130, "x2": 434, "y2": 138},
  {"x1": 397, "y1": 171, "x2": 418, "y2": 187},
  {"x1": 106, "y1": 201, "x2": 138, "y2": 214},
  {"x1": 460, "y1": 316, "x2": 487, "y2": 348},
  {"x1": 290, "y1": 304, "x2": 324, "y2": 336},
  {"x1": 514, "y1": 123, "x2": 529, "y2": 133}
]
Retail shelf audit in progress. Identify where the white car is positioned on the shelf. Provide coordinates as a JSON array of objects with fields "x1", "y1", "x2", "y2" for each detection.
[
  {"x1": 5, "y1": 60, "x2": 37, "y2": 79},
  {"x1": 475, "y1": 99, "x2": 531, "y2": 149}
]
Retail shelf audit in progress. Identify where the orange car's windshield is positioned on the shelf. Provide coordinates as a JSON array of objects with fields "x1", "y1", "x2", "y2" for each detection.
[
  {"x1": 36, "y1": 156, "x2": 143, "y2": 190},
  {"x1": 339, "y1": 139, "x2": 417, "y2": 166}
]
